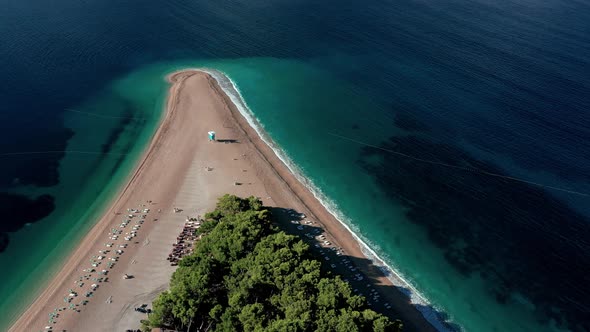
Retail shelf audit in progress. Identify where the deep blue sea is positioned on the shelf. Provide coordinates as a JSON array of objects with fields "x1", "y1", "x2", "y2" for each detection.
[{"x1": 1, "y1": 0, "x2": 589, "y2": 331}]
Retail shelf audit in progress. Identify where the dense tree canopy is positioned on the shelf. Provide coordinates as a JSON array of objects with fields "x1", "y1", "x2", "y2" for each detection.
[{"x1": 143, "y1": 195, "x2": 401, "y2": 332}]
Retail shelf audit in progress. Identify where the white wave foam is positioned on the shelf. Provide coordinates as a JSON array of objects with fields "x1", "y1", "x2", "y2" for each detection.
[{"x1": 199, "y1": 68, "x2": 458, "y2": 332}]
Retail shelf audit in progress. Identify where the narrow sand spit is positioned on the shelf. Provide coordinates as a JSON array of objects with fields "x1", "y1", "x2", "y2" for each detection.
[{"x1": 9, "y1": 71, "x2": 437, "y2": 332}]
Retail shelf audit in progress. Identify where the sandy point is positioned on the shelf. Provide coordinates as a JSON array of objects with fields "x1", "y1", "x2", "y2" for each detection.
[{"x1": 9, "y1": 69, "x2": 437, "y2": 332}]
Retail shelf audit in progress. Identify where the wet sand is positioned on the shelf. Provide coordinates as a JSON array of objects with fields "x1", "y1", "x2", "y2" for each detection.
[{"x1": 9, "y1": 70, "x2": 436, "y2": 332}]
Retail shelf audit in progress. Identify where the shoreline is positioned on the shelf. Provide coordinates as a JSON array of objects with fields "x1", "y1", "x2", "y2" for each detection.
[{"x1": 10, "y1": 69, "x2": 439, "y2": 332}]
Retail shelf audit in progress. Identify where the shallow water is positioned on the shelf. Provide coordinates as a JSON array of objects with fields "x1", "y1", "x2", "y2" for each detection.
[{"x1": 1, "y1": 0, "x2": 589, "y2": 330}]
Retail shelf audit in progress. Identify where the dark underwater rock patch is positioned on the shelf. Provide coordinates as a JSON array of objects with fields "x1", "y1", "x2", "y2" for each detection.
[
  {"x1": 0, "y1": 233, "x2": 8, "y2": 253},
  {"x1": 0, "y1": 127, "x2": 74, "y2": 188},
  {"x1": 0, "y1": 193, "x2": 55, "y2": 253},
  {"x1": 358, "y1": 135, "x2": 590, "y2": 331},
  {"x1": 100, "y1": 103, "x2": 137, "y2": 154}
]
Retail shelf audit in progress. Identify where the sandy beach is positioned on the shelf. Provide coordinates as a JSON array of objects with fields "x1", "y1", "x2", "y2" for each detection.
[{"x1": 9, "y1": 70, "x2": 437, "y2": 332}]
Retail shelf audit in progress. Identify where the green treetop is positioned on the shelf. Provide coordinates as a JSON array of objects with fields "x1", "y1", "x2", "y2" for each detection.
[{"x1": 143, "y1": 194, "x2": 402, "y2": 332}]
